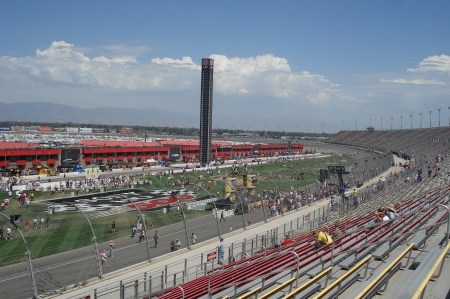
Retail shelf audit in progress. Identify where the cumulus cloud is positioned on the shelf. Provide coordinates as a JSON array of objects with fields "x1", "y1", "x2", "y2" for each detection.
[
  {"x1": 407, "y1": 54, "x2": 450, "y2": 73},
  {"x1": 208, "y1": 54, "x2": 341, "y2": 105},
  {"x1": 0, "y1": 42, "x2": 346, "y2": 107}
]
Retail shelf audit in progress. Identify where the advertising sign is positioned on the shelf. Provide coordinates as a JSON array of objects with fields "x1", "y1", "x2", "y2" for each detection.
[
  {"x1": 79, "y1": 128, "x2": 93, "y2": 133},
  {"x1": 66, "y1": 127, "x2": 79, "y2": 132},
  {"x1": 207, "y1": 252, "x2": 217, "y2": 261}
]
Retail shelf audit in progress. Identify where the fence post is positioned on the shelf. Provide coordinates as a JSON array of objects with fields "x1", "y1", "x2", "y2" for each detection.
[
  {"x1": 200, "y1": 253, "x2": 204, "y2": 270},
  {"x1": 134, "y1": 280, "x2": 139, "y2": 297},
  {"x1": 144, "y1": 272, "x2": 147, "y2": 292},
  {"x1": 149, "y1": 275, "x2": 152, "y2": 297},
  {"x1": 120, "y1": 281, "x2": 124, "y2": 299},
  {"x1": 164, "y1": 265, "x2": 168, "y2": 286}
]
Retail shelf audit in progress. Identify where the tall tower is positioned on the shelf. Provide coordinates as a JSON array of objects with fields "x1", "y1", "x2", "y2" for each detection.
[{"x1": 199, "y1": 58, "x2": 214, "y2": 166}]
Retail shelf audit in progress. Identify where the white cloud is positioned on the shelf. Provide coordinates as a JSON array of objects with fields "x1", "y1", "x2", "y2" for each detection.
[
  {"x1": 150, "y1": 56, "x2": 198, "y2": 69},
  {"x1": 407, "y1": 54, "x2": 450, "y2": 73},
  {"x1": 1, "y1": 42, "x2": 347, "y2": 108},
  {"x1": 379, "y1": 78, "x2": 445, "y2": 85}
]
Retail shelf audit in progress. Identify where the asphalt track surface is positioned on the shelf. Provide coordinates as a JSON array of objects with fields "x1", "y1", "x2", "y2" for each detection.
[{"x1": 0, "y1": 142, "x2": 358, "y2": 299}]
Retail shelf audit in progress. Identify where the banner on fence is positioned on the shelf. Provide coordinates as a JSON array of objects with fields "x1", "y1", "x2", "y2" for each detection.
[{"x1": 207, "y1": 252, "x2": 217, "y2": 261}]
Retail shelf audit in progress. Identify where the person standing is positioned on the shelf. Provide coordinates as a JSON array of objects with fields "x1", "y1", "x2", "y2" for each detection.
[
  {"x1": 101, "y1": 250, "x2": 108, "y2": 268},
  {"x1": 4, "y1": 197, "x2": 9, "y2": 211},
  {"x1": 154, "y1": 230, "x2": 160, "y2": 247},
  {"x1": 174, "y1": 239, "x2": 181, "y2": 251},
  {"x1": 109, "y1": 240, "x2": 115, "y2": 257},
  {"x1": 111, "y1": 221, "x2": 116, "y2": 234},
  {"x1": 139, "y1": 229, "x2": 145, "y2": 243},
  {"x1": 131, "y1": 226, "x2": 137, "y2": 238},
  {"x1": 191, "y1": 232, "x2": 197, "y2": 245},
  {"x1": 25, "y1": 220, "x2": 30, "y2": 231},
  {"x1": 39, "y1": 217, "x2": 44, "y2": 229},
  {"x1": 46, "y1": 216, "x2": 51, "y2": 227},
  {"x1": 216, "y1": 238, "x2": 225, "y2": 264},
  {"x1": 170, "y1": 240, "x2": 175, "y2": 252},
  {"x1": 6, "y1": 227, "x2": 12, "y2": 240}
]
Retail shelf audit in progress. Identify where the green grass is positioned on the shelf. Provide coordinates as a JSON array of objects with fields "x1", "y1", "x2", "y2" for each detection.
[{"x1": 0, "y1": 155, "x2": 352, "y2": 265}]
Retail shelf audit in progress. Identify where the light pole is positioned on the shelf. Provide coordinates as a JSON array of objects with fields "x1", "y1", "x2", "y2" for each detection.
[
  {"x1": 171, "y1": 191, "x2": 191, "y2": 249},
  {"x1": 429, "y1": 111, "x2": 432, "y2": 128},
  {"x1": 0, "y1": 213, "x2": 38, "y2": 298},
  {"x1": 390, "y1": 117, "x2": 393, "y2": 130},
  {"x1": 420, "y1": 113, "x2": 423, "y2": 129},
  {"x1": 438, "y1": 108, "x2": 441, "y2": 127},
  {"x1": 410, "y1": 114, "x2": 412, "y2": 129},
  {"x1": 127, "y1": 199, "x2": 152, "y2": 262},
  {"x1": 356, "y1": 119, "x2": 358, "y2": 131},
  {"x1": 189, "y1": 184, "x2": 223, "y2": 237},
  {"x1": 369, "y1": 118, "x2": 372, "y2": 128},
  {"x1": 64, "y1": 203, "x2": 102, "y2": 278},
  {"x1": 380, "y1": 118, "x2": 383, "y2": 130},
  {"x1": 400, "y1": 116, "x2": 403, "y2": 129}
]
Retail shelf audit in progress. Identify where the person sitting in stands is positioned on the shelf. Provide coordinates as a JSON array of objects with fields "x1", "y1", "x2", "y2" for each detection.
[
  {"x1": 364, "y1": 209, "x2": 385, "y2": 234},
  {"x1": 331, "y1": 223, "x2": 343, "y2": 242},
  {"x1": 313, "y1": 230, "x2": 332, "y2": 249},
  {"x1": 275, "y1": 235, "x2": 293, "y2": 248}
]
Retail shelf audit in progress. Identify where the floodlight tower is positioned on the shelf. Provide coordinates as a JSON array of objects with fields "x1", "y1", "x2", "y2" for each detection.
[{"x1": 199, "y1": 58, "x2": 214, "y2": 166}]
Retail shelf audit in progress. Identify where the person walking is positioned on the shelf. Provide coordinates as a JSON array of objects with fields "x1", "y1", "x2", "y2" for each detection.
[
  {"x1": 100, "y1": 250, "x2": 108, "y2": 268},
  {"x1": 131, "y1": 226, "x2": 137, "y2": 238},
  {"x1": 109, "y1": 240, "x2": 116, "y2": 257},
  {"x1": 219, "y1": 211, "x2": 225, "y2": 222},
  {"x1": 216, "y1": 238, "x2": 225, "y2": 264},
  {"x1": 191, "y1": 232, "x2": 197, "y2": 245},
  {"x1": 154, "y1": 230, "x2": 160, "y2": 247}
]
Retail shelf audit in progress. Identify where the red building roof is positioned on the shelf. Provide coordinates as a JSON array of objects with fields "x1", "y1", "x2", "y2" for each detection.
[
  {"x1": 159, "y1": 140, "x2": 230, "y2": 146},
  {"x1": 0, "y1": 142, "x2": 39, "y2": 150},
  {"x1": 77, "y1": 140, "x2": 161, "y2": 147}
]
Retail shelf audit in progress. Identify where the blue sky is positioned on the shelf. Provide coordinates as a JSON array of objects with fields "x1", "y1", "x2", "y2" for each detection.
[{"x1": 1, "y1": 1, "x2": 450, "y2": 133}]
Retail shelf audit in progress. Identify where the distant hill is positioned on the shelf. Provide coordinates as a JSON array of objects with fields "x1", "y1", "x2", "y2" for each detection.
[
  {"x1": 0, "y1": 102, "x2": 199, "y2": 127},
  {"x1": 0, "y1": 101, "x2": 322, "y2": 133}
]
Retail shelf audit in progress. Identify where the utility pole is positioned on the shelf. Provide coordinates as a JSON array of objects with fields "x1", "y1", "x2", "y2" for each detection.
[
  {"x1": 429, "y1": 111, "x2": 432, "y2": 128},
  {"x1": 438, "y1": 108, "x2": 441, "y2": 127}
]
